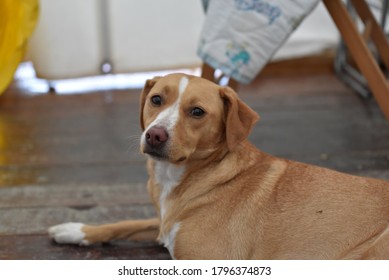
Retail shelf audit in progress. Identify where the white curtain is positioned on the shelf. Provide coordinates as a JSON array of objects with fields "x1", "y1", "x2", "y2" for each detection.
[{"x1": 27, "y1": 0, "x2": 204, "y2": 80}]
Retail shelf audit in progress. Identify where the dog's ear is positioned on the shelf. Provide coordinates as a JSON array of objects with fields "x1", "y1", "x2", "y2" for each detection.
[
  {"x1": 220, "y1": 87, "x2": 260, "y2": 151},
  {"x1": 140, "y1": 76, "x2": 161, "y2": 130}
]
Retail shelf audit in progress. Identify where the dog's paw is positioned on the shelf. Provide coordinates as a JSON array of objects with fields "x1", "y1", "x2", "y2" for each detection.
[{"x1": 48, "y1": 223, "x2": 90, "y2": 246}]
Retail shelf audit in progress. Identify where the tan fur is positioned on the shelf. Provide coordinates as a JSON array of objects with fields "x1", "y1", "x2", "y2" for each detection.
[{"x1": 51, "y1": 74, "x2": 389, "y2": 259}]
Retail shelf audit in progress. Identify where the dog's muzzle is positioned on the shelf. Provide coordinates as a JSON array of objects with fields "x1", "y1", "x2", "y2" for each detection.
[{"x1": 143, "y1": 126, "x2": 169, "y2": 159}]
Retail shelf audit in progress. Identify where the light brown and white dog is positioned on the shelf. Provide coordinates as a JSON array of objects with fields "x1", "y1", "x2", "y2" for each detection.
[{"x1": 49, "y1": 73, "x2": 389, "y2": 259}]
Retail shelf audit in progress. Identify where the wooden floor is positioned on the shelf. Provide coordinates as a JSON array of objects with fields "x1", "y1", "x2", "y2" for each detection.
[{"x1": 1, "y1": 66, "x2": 389, "y2": 259}]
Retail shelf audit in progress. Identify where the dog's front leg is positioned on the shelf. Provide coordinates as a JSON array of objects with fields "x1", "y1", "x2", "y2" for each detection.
[{"x1": 48, "y1": 218, "x2": 160, "y2": 246}]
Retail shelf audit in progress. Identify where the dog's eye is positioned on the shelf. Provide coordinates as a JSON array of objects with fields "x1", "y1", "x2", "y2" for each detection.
[
  {"x1": 190, "y1": 107, "x2": 205, "y2": 118},
  {"x1": 151, "y1": 95, "x2": 162, "y2": 106}
]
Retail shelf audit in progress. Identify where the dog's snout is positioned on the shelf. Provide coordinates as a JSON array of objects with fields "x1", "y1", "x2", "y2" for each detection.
[{"x1": 146, "y1": 126, "x2": 169, "y2": 148}]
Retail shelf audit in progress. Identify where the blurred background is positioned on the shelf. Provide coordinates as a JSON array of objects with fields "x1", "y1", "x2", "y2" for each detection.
[{"x1": 6, "y1": 0, "x2": 339, "y2": 94}]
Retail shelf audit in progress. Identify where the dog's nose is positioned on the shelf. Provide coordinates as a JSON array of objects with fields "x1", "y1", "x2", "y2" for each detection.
[{"x1": 145, "y1": 126, "x2": 168, "y2": 148}]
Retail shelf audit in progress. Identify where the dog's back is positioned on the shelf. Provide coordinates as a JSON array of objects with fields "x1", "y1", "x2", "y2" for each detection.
[{"x1": 255, "y1": 156, "x2": 389, "y2": 259}]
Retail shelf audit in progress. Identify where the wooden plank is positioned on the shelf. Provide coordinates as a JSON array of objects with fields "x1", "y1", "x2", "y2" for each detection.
[
  {"x1": 0, "y1": 163, "x2": 149, "y2": 187},
  {"x1": 242, "y1": 75, "x2": 356, "y2": 98},
  {"x1": 0, "y1": 204, "x2": 156, "y2": 235},
  {"x1": 0, "y1": 140, "x2": 142, "y2": 165},
  {"x1": 201, "y1": 63, "x2": 215, "y2": 82},
  {"x1": 0, "y1": 183, "x2": 150, "y2": 208},
  {"x1": 351, "y1": 0, "x2": 389, "y2": 69},
  {"x1": 260, "y1": 53, "x2": 334, "y2": 77},
  {"x1": 323, "y1": 0, "x2": 389, "y2": 120},
  {"x1": 0, "y1": 235, "x2": 170, "y2": 260}
]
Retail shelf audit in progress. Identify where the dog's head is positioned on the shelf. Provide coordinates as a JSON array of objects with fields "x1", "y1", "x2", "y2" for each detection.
[{"x1": 139, "y1": 73, "x2": 259, "y2": 163}]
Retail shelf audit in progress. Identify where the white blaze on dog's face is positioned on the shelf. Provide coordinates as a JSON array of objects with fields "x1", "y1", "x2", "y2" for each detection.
[{"x1": 139, "y1": 73, "x2": 259, "y2": 163}]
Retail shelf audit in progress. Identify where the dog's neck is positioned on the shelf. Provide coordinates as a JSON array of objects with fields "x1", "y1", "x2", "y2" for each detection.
[{"x1": 149, "y1": 140, "x2": 262, "y2": 205}]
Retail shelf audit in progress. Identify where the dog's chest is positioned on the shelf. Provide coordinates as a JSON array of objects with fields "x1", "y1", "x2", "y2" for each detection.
[
  {"x1": 153, "y1": 161, "x2": 185, "y2": 258},
  {"x1": 154, "y1": 161, "x2": 185, "y2": 218}
]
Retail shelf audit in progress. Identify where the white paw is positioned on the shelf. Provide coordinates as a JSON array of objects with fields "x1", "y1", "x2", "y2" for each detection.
[{"x1": 48, "y1": 223, "x2": 90, "y2": 246}]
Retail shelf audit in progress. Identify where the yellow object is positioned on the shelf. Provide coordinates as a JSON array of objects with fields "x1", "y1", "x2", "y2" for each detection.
[{"x1": 0, "y1": 0, "x2": 39, "y2": 94}]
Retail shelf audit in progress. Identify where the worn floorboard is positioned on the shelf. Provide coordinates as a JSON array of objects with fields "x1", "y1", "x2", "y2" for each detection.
[
  {"x1": 0, "y1": 235, "x2": 169, "y2": 260},
  {"x1": 0, "y1": 70, "x2": 389, "y2": 259}
]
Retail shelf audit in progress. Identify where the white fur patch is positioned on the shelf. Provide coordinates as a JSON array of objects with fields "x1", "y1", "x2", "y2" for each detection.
[
  {"x1": 154, "y1": 161, "x2": 185, "y2": 220},
  {"x1": 48, "y1": 223, "x2": 89, "y2": 246},
  {"x1": 161, "y1": 222, "x2": 181, "y2": 259},
  {"x1": 154, "y1": 162, "x2": 184, "y2": 259},
  {"x1": 178, "y1": 76, "x2": 189, "y2": 95}
]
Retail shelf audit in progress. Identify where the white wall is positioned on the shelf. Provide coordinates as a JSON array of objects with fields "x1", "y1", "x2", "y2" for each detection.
[
  {"x1": 28, "y1": 0, "x2": 103, "y2": 79},
  {"x1": 28, "y1": 0, "x2": 340, "y2": 80},
  {"x1": 109, "y1": 0, "x2": 204, "y2": 73},
  {"x1": 28, "y1": 0, "x2": 204, "y2": 80}
]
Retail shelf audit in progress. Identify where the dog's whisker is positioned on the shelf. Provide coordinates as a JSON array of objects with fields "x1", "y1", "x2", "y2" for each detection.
[
  {"x1": 126, "y1": 134, "x2": 142, "y2": 154},
  {"x1": 127, "y1": 134, "x2": 142, "y2": 141},
  {"x1": 127, "y1": 144, "x2": 140, "y2": 154}
]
